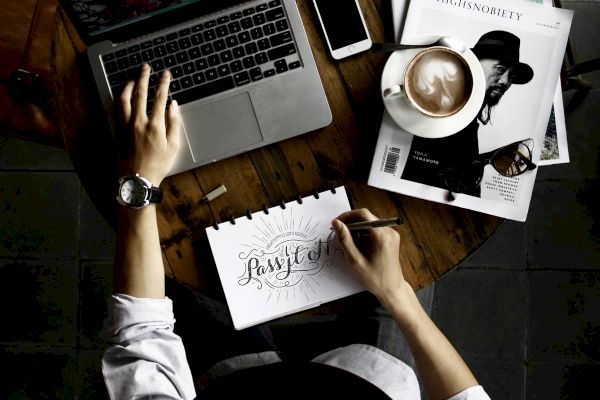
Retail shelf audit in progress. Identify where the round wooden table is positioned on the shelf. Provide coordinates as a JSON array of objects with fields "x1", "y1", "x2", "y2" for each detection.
[{"x1": 51, "y1": 0, "x2": 501, "y2": 293}]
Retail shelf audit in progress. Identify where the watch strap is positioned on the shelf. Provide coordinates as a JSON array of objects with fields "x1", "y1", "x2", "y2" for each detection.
[{"x1": 148, "y1": 186, "x2": 163, "y2": 204}]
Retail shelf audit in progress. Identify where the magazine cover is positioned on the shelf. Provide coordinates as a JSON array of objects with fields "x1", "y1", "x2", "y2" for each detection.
[
  {"x1": 391, "y1": 0, "x2": 571, "y2": 166},
  {"x1": 369, "y1": 0, "x2": 573, "y2": 221}
]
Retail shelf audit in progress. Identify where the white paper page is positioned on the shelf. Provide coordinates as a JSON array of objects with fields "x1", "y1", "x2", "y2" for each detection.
[
  {"x1": 391, "y1": 0, "x2": 410, "y2": 41},
  {"x1": 206, "y1": 186, "x2": 364, "y2": 330}
]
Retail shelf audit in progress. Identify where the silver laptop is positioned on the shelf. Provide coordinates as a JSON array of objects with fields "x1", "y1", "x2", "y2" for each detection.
[{"x1": 61, "y1": 0, "x2": 332, "y2": 176}]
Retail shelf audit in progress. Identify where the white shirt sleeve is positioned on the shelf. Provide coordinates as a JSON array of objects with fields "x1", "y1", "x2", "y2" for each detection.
[
  {"x1": 446, "y1": 385, "x2": 492, "y2": 400},
  {"x1": 101, "y1": 294, "x2": 196, "y2": 400}
]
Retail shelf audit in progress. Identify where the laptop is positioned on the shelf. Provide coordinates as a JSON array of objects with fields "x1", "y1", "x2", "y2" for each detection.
[{"x1": 60, "y1": 0, "x2": 332, "y2": 176}]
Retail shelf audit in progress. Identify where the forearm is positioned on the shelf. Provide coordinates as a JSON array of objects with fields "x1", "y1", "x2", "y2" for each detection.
[
  {"x1": 115, "y1": 205, "x2": 165, "y2": 298},
  {"x1": 384, "y1": 282, "x2": 479, "y2": 400}
]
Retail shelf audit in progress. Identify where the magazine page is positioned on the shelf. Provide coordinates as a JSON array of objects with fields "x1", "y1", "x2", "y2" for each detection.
[
  {"x1": 390, "y1": 0, "x2": 571, "y2": 166},
  {"x1": 391, "y1": 0, "x2": 410, "y2": 41},
  {"x1": 369, "y1": 0, "x2": 573, "y2": 221},
  {"x1": 540, "y1": 79, "x2": 570, "y2": 164},
  {"x1": 537, "y1": 0, "x2": 570, "y2": 165}
]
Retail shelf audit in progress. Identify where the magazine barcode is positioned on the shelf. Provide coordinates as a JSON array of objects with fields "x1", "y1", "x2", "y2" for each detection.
[{"x1": 384, "y1": 147, "x2": 401, "y2": 175}]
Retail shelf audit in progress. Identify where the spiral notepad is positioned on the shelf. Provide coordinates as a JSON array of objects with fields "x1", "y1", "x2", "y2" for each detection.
[{"x1": 206, "y1": 186, "x2": 364, "y2": 330}]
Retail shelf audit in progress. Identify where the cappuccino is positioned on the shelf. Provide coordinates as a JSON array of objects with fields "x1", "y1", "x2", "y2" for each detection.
[{"x1": 403, "y1": 47, "x2": 473, "y2": 117}]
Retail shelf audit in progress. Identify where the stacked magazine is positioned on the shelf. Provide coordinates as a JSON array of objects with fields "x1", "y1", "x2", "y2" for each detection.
[{"x1": 368, "y1": 0, "x2": 573, "y2": 221}]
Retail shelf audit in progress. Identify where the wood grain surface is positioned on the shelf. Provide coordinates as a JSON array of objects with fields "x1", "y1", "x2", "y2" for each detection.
[{"x1": 51, "y1": 0, "x2": 502, "y2": 293}]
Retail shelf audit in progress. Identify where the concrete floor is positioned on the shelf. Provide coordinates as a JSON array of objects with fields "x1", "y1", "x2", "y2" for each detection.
[{"x1": 0, "y1": 1, "x2": 598, "y2": 398}]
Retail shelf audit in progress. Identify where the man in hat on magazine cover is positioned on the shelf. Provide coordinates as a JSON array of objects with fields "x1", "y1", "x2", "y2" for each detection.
[{"x1": 401, "y1": 30, "x2": 534, "y2": 198}]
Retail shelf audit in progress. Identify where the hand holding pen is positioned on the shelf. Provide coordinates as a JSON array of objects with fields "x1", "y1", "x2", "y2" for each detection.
[{"x1": 331, "y1": 209, "x2": 406, "y2": 305}]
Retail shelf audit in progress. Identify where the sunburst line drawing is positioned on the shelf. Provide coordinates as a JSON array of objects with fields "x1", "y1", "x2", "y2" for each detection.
[
  {"x1": 319, "y1": 267, "x2": 336, "y2": 282},
  {"x1": 307, "y1": 223, "x2": 319, "y2": 238},
  {"x1": 255, "y1": 226, "x2": 270, "y2": 240},
  {"x1": 273, "y1": 214, "x2": 282, "y2": 233},
  {"x1": 251, "y1": 234, "x2": 268, "y2": 244},
  {"x1": 305, "y1": 279, "x2": 316, "y2": 294},
  {"x1": 302, "y1": 281, "x2": 310, "y2": 302},
  {"x1": 303, "y1": 216, "x2": 313, "y2": 232},
  {"x1": 259, "y1": 217, "x2": 276, "y2": 236}
]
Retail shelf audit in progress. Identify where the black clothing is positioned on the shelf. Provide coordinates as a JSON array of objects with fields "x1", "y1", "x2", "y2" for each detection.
[
  {"x1": 197, "y1": 361, "x2": 390, "y2": 399},
  {"x1": 401, "y1": 119, "x2": 485, "y2": 197}
]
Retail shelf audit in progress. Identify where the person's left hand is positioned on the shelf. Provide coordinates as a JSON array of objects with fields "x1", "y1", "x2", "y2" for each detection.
[{"x1": 118, "y1": 64, "x2": 181, "y2": 185}]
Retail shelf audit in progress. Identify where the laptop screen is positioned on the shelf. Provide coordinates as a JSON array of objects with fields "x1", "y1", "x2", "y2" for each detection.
[{"x1": 63, "y1": 0, "x2": 247, "y2": 40}]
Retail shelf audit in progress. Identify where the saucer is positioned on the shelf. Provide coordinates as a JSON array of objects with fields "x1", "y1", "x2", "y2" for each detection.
[{"x1": 381, "y1": 35, "x2": 485, "y2": 139}]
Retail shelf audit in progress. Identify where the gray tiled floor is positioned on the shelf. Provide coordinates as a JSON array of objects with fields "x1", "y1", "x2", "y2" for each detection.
[{"x1": 1, "y1": 1, "x2": 599, "y2": 398}]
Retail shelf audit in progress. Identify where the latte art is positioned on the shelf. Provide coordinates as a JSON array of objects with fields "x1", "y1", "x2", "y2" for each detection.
[
  {"x1": 413, "y1": 56, "x2": 463, "y2": 110},
  {"x1": 404, "y1": 47, "x2": 473, "y2": 117}
]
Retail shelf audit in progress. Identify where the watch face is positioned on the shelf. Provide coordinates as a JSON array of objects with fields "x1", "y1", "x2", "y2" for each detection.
[{"x1": 120, "y1": 178, "x2": 148, "y2": 206}]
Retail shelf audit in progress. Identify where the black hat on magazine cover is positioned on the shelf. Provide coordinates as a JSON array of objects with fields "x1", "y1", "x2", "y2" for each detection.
[{"x1": 471, "y1": 30, "x2": 534, "y2": 85}]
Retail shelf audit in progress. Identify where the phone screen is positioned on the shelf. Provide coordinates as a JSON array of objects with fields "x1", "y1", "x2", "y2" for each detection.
[{"x1": 315, "y1": 0, "x2": 368, "y2": 50}]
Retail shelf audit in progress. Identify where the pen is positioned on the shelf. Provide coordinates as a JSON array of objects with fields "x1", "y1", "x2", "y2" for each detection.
[{"x1": 340, "y1": 217, "x2": 404, "y2": 231}]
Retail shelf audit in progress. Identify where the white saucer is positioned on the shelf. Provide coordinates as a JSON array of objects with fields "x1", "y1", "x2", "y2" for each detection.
[{"x1": 381, "y1": 35, "x2": 485, "y2": 138}]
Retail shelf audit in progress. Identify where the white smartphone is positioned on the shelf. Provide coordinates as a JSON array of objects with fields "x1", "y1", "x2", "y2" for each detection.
[{"x1": 313, "y1": 0, "x2": 372, "y2": 60}]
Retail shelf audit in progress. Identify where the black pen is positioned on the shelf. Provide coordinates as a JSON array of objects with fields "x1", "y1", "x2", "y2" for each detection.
[{"x1": 332, "y1": 217, "x2": 403, "y2": 231}]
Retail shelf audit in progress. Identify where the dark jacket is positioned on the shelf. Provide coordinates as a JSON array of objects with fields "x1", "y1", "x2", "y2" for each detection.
[{"x1": 401, "y1": 119, "x2": 485, "y2": 197}]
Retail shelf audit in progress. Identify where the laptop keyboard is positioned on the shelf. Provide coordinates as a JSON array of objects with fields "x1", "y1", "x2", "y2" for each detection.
[{"x1": 100, "y1": 0, "x2": 301, "y2": 110}]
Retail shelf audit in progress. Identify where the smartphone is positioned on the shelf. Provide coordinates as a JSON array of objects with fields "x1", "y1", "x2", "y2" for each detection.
[{"x1": 313, "y1": 0, "x2": 372, "y2": 60}]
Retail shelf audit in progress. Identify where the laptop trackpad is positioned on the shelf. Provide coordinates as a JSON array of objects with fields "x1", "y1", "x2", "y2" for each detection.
[{"x1": 183, "y1": 92, "x2": 263, "y2": 163}]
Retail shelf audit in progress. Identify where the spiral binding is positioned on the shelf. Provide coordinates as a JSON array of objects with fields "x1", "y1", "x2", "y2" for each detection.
[{"x1": 211, "y1": 186, "x2": 338, "y2": 229}]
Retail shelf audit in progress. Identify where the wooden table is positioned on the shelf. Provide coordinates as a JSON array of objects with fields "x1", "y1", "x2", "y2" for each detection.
[{"x1": 51, "y1": 0, "x2": 501, "y2": 293}]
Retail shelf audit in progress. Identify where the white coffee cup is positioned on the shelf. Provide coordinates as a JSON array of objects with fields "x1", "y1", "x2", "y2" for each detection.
[{"x1": 383, "y1": 46, "x2": 474, "y2": 118}]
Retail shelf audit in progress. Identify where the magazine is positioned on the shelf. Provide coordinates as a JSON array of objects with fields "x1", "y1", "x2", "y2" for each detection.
[
  {"x1": 540, "y1": 84, "x2": 570, "y2": 164},
  {"x1": 526, "y1": 0, "x2": 570, "y2": 165},
  {"x1": 369, "y1": 0, "x2": 573, "y2": 221},
  {"x1": 390, "y1": 0, "x2": 571, "y2": 166}
]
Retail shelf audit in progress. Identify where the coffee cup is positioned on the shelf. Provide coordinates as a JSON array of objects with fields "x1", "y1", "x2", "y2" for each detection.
[{"x1": 383, "y1": 46, "x2": 474, "y2": 118}]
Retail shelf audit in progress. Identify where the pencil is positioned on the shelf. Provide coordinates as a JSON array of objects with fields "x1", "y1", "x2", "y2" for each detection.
[{"x1": 344, "y1": 217, "x2": 403, "y2": 231}]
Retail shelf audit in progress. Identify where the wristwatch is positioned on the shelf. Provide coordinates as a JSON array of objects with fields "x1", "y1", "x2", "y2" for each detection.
[{"x1": 116, "y1": 174, "x2": 163, "y2": 209}]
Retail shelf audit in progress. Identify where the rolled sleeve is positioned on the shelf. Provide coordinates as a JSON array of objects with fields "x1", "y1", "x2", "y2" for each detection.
[{"x1": 101, "y1": 294, "x2": 196, "y2": 400}]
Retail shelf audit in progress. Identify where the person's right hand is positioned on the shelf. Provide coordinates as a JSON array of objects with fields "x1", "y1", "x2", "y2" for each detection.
[
  {"x1": 332, "y1": 208, "x2": 409, "y2": 310},
  {"x1": 118, "y1": 65, "x2": 181, "y2": 186}
]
